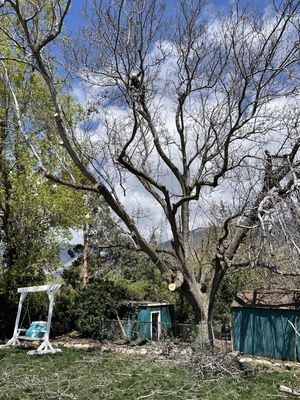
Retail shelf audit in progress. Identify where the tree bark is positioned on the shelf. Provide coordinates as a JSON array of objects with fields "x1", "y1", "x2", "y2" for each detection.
[{"x1": 81, "y1": 222, "x2": 89, "y2": 287}]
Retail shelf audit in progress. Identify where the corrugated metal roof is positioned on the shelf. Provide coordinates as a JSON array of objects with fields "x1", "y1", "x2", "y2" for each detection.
[{"x1": 232, "y1": 289, "x2": 300, "y2": 310}]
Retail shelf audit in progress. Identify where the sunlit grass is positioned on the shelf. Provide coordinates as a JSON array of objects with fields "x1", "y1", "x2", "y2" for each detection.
[{"x1": 0, "y1": 347, "x2": 299, "y2": 399}]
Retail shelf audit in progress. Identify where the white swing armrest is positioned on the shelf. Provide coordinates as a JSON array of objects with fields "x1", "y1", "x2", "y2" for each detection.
[{"x1": 17, "y1": 328, "x2": 27, "y2": 335}]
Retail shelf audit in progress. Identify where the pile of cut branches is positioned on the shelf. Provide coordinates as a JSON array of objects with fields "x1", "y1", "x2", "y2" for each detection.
[{"x1": 188, "y1": 351, "x2": 242, "y2": 378}]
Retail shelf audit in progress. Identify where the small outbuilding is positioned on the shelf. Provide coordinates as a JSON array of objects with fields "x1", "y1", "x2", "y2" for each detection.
[
  {"x1": 231, "y1": 289, "x2": 300, "y2": 361},
  {"x1": 138, "y1": 302, "x2": 175, "y2": 340},
  {"x1": 124, "y1": 302, "x2": 175, "y2": 341}
]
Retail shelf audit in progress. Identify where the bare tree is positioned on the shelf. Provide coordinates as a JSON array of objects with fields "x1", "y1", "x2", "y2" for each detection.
[{"x1": 1, "y1": 0, "x2": 300, "y2": 342}]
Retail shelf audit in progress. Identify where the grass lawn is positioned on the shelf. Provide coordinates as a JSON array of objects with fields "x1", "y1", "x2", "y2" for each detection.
[{"x1": 0, "y1": 347, "x2": 299, "y2": 399}]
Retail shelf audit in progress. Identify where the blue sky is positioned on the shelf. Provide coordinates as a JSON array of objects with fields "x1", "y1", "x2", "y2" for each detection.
[
  {"x1": 65, "y1": 0, "x2": 270, "y2": 33},
  {"x1": 65, "y1": 0, "x2": 85, "y2": 33}
]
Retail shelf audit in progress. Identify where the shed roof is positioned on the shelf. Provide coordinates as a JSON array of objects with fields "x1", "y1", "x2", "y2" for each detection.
[
  {"x1": 139, "y1": 302, "x2": 173, "y2": 307},
  {"x1": 122, "y1": 301, "x2": 174, "y2": 307},
  {"x1": 232, "y1": 289, "x2": 300, "y2": 310}
]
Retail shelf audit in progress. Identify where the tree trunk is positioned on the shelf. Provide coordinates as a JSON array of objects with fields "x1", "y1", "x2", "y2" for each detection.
[
  {"x1": 181, "y1": 260, "x2": 227, "y2": 347},
  {"x1": 81, "y1": 222, "x2": 89, "y2": 287},
  {"x1": 181, "y1": 279, "x2": 211, "y2": 345}
]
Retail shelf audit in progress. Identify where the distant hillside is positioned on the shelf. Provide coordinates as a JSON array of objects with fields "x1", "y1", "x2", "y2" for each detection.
[
  {"x1": 0, "y1": 247, "x2": 78, "y2": 267},
  {"x1": 160, "y1": 227, "x2": 215, "y2": 250}
]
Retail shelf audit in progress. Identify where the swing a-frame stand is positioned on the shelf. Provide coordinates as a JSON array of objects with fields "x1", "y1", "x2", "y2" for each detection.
[{"x1": 6, "y1": 284, "x2": 62, "y2": 355}]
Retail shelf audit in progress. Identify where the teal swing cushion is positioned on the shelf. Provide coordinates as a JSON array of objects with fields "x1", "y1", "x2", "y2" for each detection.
[{"x1": 25, "y1": 321, "x2": 47, "y2": 338}]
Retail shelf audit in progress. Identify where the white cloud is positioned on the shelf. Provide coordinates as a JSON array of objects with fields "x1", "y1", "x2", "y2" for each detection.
[{"x1": 66, "y1": 5, "x2": 300, "y2": 241}]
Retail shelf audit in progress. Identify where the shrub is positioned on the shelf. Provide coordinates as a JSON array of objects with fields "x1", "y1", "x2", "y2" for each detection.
[
  {"x1": 51, "y1": 286, "x2": 77, "y2": 337},
  {"x1": 75, "y1": 280, "x2": 131, "y2": 340}
]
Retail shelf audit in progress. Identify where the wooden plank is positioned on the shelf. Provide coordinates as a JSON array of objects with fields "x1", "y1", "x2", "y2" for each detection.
[{"x1": 17, "y1": 284, "x2": 61, "y2": 293}]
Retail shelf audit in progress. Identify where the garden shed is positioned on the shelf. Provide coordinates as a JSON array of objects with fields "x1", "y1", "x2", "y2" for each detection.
[
  {"x1": 127, "y1": 302, "x2": 175, "y2": 341},
  {"x1": 232, "y1": 289, "x2": 300, "y2": 361}
]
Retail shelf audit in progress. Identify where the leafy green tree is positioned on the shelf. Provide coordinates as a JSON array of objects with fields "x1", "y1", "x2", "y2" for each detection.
[{"x1": 0, "y1": 40, "x2": 88, "y2": 316}]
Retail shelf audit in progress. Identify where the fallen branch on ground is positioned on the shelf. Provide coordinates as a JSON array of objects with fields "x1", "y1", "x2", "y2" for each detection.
[
  {"x1": 189, "y1": 352, "x2": 241, "y2": 378},
  {"x1": 279, "y1": 385, "x2": 300, "y2": 397}
]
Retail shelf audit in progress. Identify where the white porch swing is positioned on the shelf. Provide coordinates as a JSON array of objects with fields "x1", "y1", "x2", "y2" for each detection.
[{"x1": 6, "y1": 284, "x2": 62, "y2": 355}]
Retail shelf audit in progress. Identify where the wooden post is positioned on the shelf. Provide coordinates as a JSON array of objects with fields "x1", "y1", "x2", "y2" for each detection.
[
  {"x1": 44, "y1": 287, "x2": 55, "y2": 342},
  {"x1": 6, "y1": 292, "x2": 27, "y2": 346}
]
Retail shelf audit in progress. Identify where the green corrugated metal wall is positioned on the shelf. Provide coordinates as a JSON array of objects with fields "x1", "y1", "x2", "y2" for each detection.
[
  {"x1": 138, "y1": 305, "x2": 175, "y2": 340},
  {"x1": 232, "y1": 308, "x2": 300, "y2": 361}
]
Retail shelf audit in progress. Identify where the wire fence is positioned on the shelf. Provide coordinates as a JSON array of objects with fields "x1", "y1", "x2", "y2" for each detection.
[{"x1": 102, "y1": 319, "x2": 232, "y2": 349}]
